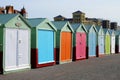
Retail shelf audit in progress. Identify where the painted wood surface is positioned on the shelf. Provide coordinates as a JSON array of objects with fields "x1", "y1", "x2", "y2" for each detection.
[
  {"x1": 60, "y1": 32, "x2": 72, "y2": 62},
  {"x1": 38, "y1": 30, "x2": 54, "y2": 64},
  {"x1": 105, "y1": 35, "x2": 110, "y2": 54},
  {"x1": 88, "y1": 31, "x2": 96, "y2": 56},
  {"x1": 98, "y1": 35, "x2": 104, "y2": 54},
  {"x1": 76, "y1": 32, "x2": 86, "y2": 59},
  {"x1": 111, "y1": 36, "x2": 115, "y2": 53},
  {"x1": 5, "y1": 28, "x2": 30, "y2": 71}
]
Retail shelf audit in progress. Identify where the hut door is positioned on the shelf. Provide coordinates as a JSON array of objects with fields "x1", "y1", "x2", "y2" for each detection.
[
  {"x1": 18, "y1": 29, "x2": 29, "y2": 66},
  {"x1": 76, "y1": 33, "x2": 86, "y2": 59},
  {"x1": 61, "y1": 32, "x2": 72, "y2": 61},
  {"x1": 5, "y1": 28, "x2": 29, "y2": 70},
  {"x1": 105, "y1": 35, "x2": 110, "y2": 54},
  {"x1": 5, "y1": 28, "x2": 17, "y2": 70},
  {"x1": 38, "y1": 30, "x2": 54, "y2": 63},
  {"x1": 89, "y1": 32, "x2": 96, "y2": 56},
  {"x1": 76, "y1": 33, "x2": 81, "y2": 59},
  {"x1": 99, "y1": 36, "x2": 104, "y2": 54},
  {"x1": 111, "y1": 36, "x2": 115, "y2": 53}
]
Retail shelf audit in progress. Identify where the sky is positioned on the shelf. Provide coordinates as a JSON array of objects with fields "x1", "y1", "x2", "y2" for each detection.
[{"x1": 1, "y1": 0, "x2": 120, "y2": 25}]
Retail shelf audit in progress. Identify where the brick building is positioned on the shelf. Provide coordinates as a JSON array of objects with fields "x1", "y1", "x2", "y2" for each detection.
[{"x1": 0, "y1": 5, "x2": 27, "y2": 18}]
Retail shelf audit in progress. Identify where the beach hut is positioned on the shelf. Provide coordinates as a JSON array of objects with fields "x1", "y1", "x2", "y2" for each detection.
[
  {"x1": 28, "y1": 18, "x2": 57, "y2": 68},
  {"x1": 115, "y1": 30, "x2": 120, "y2": 53},
  {"x1": 109, "y1": 29, "x2": 115, "y2": 54},
  {"x1": 0, "y1": 14, "x2": 31, "y2": 74},
  {"x1": 96, "y1": 26, "x2": 105, "y2": 56},
  {"x1": 104, "y1": 29, "x2": 111, "y2": 55},
  {"x1": 71, "y1": 23, "x2": 87, "y2": 61},
  {"x1": 52, "y1": 21, "x2": 74, "y2": 64},
  {"x1": 85, "y1": 24, "x2": 97, "y2": 58}
]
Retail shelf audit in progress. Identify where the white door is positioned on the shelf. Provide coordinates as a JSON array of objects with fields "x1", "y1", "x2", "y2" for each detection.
[
  {"x1": 111, "y1": 36, "x2": 115, "y2": 53},
  {"x1": 18, "y1": 29, "x2": 29, "y2": 67},
  {"x1": 5, "y1": 28, "x2": 17, "y2": 70},
  {"x1": 5, "y1": 28, "x2": 30, "y2": 71}
]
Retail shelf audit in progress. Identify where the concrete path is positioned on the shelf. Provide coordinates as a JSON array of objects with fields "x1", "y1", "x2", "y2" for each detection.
[{"x1": 0, "y1": 54, "x2": 120, "y2": 80}]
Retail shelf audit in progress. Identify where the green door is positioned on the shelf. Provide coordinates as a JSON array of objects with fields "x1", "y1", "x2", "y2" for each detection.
[{"x1": 105, "y1": 35, "x2": 110, "y2": 54}]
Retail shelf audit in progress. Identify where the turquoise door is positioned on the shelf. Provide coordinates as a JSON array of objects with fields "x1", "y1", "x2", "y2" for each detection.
[
  {"x1": 89, "y1": 31, "x2": 96, "y2": 56},
  {"x1": 38, "y1": 30, "x2": 54, "y2": 64},
  {"x1": 98, "y1": 35, "x2": 104, "y2": 54}
]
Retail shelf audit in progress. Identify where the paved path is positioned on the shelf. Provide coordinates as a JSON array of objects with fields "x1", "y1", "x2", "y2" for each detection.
[{"x1": 1, "y1": 54, "x2": 120, "y2": 80}]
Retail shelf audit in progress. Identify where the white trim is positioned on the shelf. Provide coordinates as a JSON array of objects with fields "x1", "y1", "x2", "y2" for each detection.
[{"x1": 38, "y1": 61, "x2": 55, "y2": 64}]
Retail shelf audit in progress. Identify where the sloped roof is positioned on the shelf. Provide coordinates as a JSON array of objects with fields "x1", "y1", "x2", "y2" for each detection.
[
  {"x1": 103, "y1": 28, "x2": 110, "y2": 34},
  {"x1": 96, "y1": 26, "x2": 101, "y2": 32},
  {"x1": 108, "y1": 29, "x2": 114, "y2": 35},
  {"x1": 52, "y1": 21, "x2": 74, "y2": 32},
  {"x1": 71, "y1": 23, "x2": 81, "y2": 30},
  {"x1": 84, "y1": 24, "x2": 97, "y2": 33},
  {"x1": 84, "y1": 24, "x2": 93, "y2": 31},
  {"x1": 115, "y1": 30, "x2": 120, "y2": 35},
  {"x1": 71, "y1": 23, "x2": 87, "y2": 32},
  {"x1": 52, "y1": 21, "x2": 68, "y2": 30},
  {"x1": 27, "y1": 18, "x2": 46, "y2": 27},
  {"x1": 0, "y1": 14, "x2": 17, "y2": 24}
]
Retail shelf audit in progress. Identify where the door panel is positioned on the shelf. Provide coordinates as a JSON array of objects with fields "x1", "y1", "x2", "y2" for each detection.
[
  {"x1": 111, "y1": 36, "x2": 115, "y2": 53},
  {"x1": 76, "y1": 33, "x2": 86, "y2": 59},
  {"x1": 81, "y1": 33, "x2": 86, "y2": 58},
  {"x1": 99, "y1": 36, "x2": 104, "y2": 54},
  {"x1": 89, "y1": 32, "x2": 96, "y2": 56},
  {"x1": 5, "y1": 29, "x2": 17, "y2": 69},
  {"x1": 66, "y1": 32, "x2": 71, "y2": 60},
  {"x1": 61, "y1": 32, "x2": 66, "y2": 61},
  {"x1": 76, "y1": 33, "x2": 81, "y2": 59},
  {"x1": 38, "y1": 30, "x2": 54, "y2": 63},
  {"x1": 61, "y1": 32, "x2": 72, "y2": 61},
  {"x1": 18, "y1": 29, "x2": 29, "y2": 66},
  {"x1": 105, "y1": 35, "x2": 110, "y2": 54}
]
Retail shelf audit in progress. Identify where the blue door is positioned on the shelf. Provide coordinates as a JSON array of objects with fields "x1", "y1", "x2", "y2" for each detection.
[
  {"x1": 89, "y1": 31, "x2": 96, "y2": 56},
  {"x1": 38, "y1": 30, "x2": 54, "y2": 64},
  {"x1": 98, "y1": 35, "x2": 104, "y2": 54}
]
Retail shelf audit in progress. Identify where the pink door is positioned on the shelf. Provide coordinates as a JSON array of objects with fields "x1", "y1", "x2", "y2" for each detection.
[{"x1": 76, "y1": 32, "x2": 86, "y2": 60}]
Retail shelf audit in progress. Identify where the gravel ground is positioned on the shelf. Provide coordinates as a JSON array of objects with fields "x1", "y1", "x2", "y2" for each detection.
[{"x1": 0, "y1": 54, "x2": 120, "y2": 80}]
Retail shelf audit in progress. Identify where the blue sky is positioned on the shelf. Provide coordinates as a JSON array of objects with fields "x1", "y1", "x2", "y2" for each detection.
[{"x1": 1, "y1": 0, "x2": 120, "y2": 25}]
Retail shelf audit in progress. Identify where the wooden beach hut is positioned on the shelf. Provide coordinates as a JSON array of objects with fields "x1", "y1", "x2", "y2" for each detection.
[
  {"x1": 109, "y1": 29, "x2": 115, "y2": 54},
  {"x1": 85, "y1": 24, "x2": 98, "y2": 58},
  {"x1": 28, "y1": 18, "x2": 57, "y2": 68},
  {"x1": 0, "y1": 14, "x2": 31, "y2": 74},
  {"x1": 96, "y1": 26, "x2": 105, "y2": 56},
  {"x1": 71, "y1": 23, "x2": 87, "y2": 61},
  {"x1": 104, "y1": 29, "x2": 111, "y2": 55},
  {"x1": 52, "y1": 21, "x2": 74, "y2": 64}
]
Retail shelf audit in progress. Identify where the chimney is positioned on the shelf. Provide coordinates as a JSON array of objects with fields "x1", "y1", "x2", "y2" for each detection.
[
  {"x1": 20, "y1": 7, "x2": 27, "y2": 18},
  {"x1": 6, "y1": 5, "x2": 14, "y2": 14}
]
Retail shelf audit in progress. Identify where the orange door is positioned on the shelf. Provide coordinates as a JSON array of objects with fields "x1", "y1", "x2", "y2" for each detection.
[
  {"x1": 60, "y1": 32, "x2": 72, "y2": 61},
  {"x1": 66, "y1": 32, "x2": 72, "y2": 60},
  {"x1": 61, "y1": 32, "x2": 66, "y2": 61}
]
